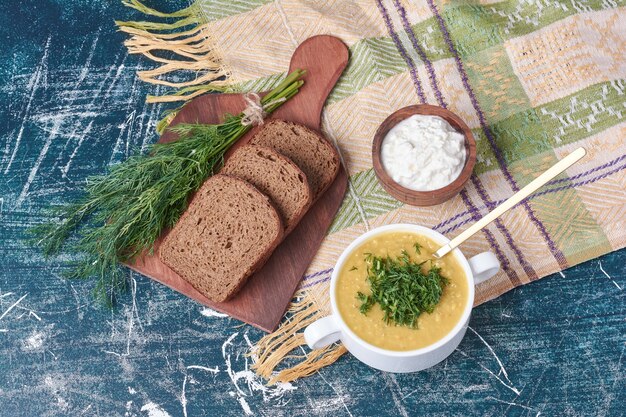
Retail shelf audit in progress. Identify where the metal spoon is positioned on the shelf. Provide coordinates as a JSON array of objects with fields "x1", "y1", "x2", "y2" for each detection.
[{"x1": 433, "y1": 147, "x2": 587, "y2": 259}]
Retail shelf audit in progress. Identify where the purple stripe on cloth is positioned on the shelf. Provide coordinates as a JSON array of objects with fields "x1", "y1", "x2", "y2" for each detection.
[
  {"x1": 303, "y1": 270, "x2": 331, "y2": 283},
  {"x1": 470, "y1": 176, "x2": 538, "y2": 279},
  {"x1": 534, "y1": 162, "x2": 626, "y2": 199},
  {"x1": 433, "y1": 211, "x2": 468, "y2": 233},
  {"x1": 302, "y1": 276, "x2": 332, "y2": 289},
  {"x1": 393, "y1": 0, "x2": 533, "y2": 279},
  {"x1": 440, "y1": 217, "x2": 475, "y2": 236},
  {"x1": 459, "y1": 189, "x2": 520, "y2": 284},
  {"x1": 392, "y1": 0, "x2": 446, "y2": 107},
  {"x1": 303, "y1": 267, "x2": 333, "y2": 281},
  {"x1": 435, "y1": 153, "x2": 626, "y2": 232},
  {"x1": 548, "y1": 154, "x2": 626, "y2": 186},
  {"x1": 425, "y1": 0, "x2": 568, "y2": 270},
  {"x1": 441, "y1": 162, "x2": 626, "y2": 235},
  {"x1": 375, "y1": 0, "x2": 427, "y2": 103}
]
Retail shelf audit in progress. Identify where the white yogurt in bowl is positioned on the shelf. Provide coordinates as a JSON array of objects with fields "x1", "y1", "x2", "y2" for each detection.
[{"x1": 380, "y1": 114, "x2": 466, "y2": 191}]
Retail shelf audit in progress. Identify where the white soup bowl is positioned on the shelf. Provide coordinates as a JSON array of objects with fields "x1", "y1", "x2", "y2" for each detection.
[{"x1": 304, "y1": 224, "x2": 499, "y2": 373}]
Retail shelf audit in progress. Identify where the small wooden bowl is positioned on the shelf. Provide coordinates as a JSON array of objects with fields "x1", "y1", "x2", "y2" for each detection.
[{"x1": 372, "y1": 104, "x2": 476, "y2": 206}]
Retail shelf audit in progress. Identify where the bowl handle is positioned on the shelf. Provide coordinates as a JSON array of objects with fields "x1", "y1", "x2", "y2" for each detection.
[
  {"x1": 304, "y1": 315, "x2": 341, "y2": 350},
  {"x1": 468, "y1": 252, "x2": 500, "y2": 285}
]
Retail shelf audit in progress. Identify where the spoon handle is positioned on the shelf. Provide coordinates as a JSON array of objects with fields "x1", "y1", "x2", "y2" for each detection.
[{"x1": 433, "y1": 147, "x2": 587, "y2": 259}]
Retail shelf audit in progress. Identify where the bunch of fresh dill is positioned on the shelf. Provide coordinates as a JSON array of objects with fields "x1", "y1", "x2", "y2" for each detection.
[
  {"x1": 33, "y1": 69, "x2": 305, "y2": 304},
  {"x1": 357, "y1": 246, "x2": 448, "y2": 328}
]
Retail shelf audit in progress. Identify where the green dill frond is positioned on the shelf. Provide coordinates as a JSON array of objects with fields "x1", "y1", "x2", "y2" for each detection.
[
  {"x1": 32, "y1": 70, "x2": 306, "y2": 304},
  {"x1": 413, "y1": 242, "x2": 422, "y2": 255}
]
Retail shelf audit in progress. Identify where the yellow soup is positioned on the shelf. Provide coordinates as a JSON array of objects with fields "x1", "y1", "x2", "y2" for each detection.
[{"x1": 335, "y1": 231, "x2": 469, "y2": 351}]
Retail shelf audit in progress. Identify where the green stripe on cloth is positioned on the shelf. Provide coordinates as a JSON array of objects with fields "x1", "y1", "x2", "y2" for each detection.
[
  {"x1": 440, "y1": 4, "x2": 503, "y2": 57},
  {"x1": 484, "y1": 80, "x2": 626, "y2": 168},
  {"x1": 329, "y1": 17, "x2": 453, "y2": 104},
  {"x1": 537, "y1": 80, "x2": 626, "y2": 147},
  {"x1": 472, "y1": 128, "x2": 499, "y2": 176},
  {"x1": 462, "y1": 44, "x2": 532, "y2": 124},
  {"x1": 509, "y1": 152, "x2": 613, "y2": 266},
  {"x1": 328, "y1": 36, "x2": 407, "y2": 104},
  {"x1": 328, "y1": 169, "x2": 402, "y2": 234},
  {"x1": 197, "y1": 0, "x2": 272, "y2": 22},
  {"x1": 329, "y1": 1, "x2": 626, "y2": 106},
  {"x1": 441, "y1": 1, "x2": 624, "y2": 52},
  {"x1": 230, "y1": 72, "x2": 286, "y2": 93}
]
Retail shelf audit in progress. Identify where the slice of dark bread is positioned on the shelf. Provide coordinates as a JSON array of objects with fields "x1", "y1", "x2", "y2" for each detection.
[
  {"x1": 221, "y1": 145, "x2": 312, "y2": 232},
  {"x1": 249, "y1": 119, "x2": 340, "y2": 199},
  {"x1": 159, "y1": 174, "x2": 284, "y2": 303}
]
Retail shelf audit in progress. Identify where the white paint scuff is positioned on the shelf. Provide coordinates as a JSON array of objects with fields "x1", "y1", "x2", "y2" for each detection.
[
  {"x1": 140, "y1": 401, "x2": 172, "y2": 417},
  {"x1": 187, "y1": 365, "x2": 219, "y2": 374},
  {"x1": 4, "y1": 35, "x2": 51, "y2": 174},
  {"x1": 24, "y1": 331, "x2": 45, "y2": 350},
  {"x1": 599, "y1": 260, "x2": 622, "y2": 290},
  {"x1": 0, "y1": 294, "x2": 28, "y2": 321},
  {"x1": 181, "y1": 375, "x2": 188, "y2": 417},
  {"x1": 238, "y1": 397, "x2": 253, "y2": 415},
  {"x1": 455, "y1": 349, "x2": 521, "y2": 395},
  {"x1": 200, "y1": 307, "x2": 229, "y2": 318},
  {"x1": 317, "y1": 370, "x2": 353, "y2": 417},
  {"x1": 221, "y1": 332, "x2": 297, "y2": 415},
  {"x1": 468, "y1": 326, "x2": 513, "y2": 385},
  {"x1": 61, "y1": 120, "x2": 94, "y2": 177},
  {"x1": 16, "y1": 117, "x2": 62, "y2": 206}
]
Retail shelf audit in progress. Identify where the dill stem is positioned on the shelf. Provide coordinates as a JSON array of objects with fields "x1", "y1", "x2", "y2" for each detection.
[{"x1": 263, "y1": 69, "x2": 306, "y2": 104}]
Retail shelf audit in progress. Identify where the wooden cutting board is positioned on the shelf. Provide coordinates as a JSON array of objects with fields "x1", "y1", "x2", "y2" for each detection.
[{"x1": 127, "y1": 35, "x2": 349, "y2": 332}]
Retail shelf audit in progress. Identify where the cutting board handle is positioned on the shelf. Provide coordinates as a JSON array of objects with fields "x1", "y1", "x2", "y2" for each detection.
[{"x1": 271, "y1": 35, "x2": 349, "y2": 130}]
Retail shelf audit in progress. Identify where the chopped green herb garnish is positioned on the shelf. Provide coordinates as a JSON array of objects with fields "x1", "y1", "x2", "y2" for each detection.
[
  {"x1": 356, "y1": 252, "x2": 448, "y2": 328},
  {"x1": 357, "y1": 292, "x2": 374, "y2": 314},
  {"x1": 349, "y1": 266, "x2": 358, "y2": 271},
  {"x1": 414, "y1": 242, "x2": 422, "y2": 255}
]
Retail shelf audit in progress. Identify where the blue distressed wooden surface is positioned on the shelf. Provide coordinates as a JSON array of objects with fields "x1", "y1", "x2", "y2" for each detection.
[{"x1": 1, "y1": 1, "x2": 624, "y2": 416}]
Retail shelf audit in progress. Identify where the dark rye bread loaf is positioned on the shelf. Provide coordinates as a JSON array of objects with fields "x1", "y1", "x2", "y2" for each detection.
[
  {"x1": 221, "y1": 145, "x2": 312, "y2": 232},
  {"x1": 250, "y1": 120, "x2": 340, "y2": 199},
  {"x1": 159, "y1": 175, "x2": 283, "y2": 303}
]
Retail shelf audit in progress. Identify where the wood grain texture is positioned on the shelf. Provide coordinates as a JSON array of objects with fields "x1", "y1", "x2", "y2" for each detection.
[
  {"x1": 127, "y1": 35, "x2": 349, "y2": 332},
  {"x1": 372, "y1": 105, "x2": 476, "y2": 206}
]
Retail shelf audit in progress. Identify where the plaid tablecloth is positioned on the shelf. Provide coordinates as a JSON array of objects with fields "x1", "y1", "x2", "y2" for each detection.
[{"x1": 118, "y1": 0, "x2": 626, "y2": 381}]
